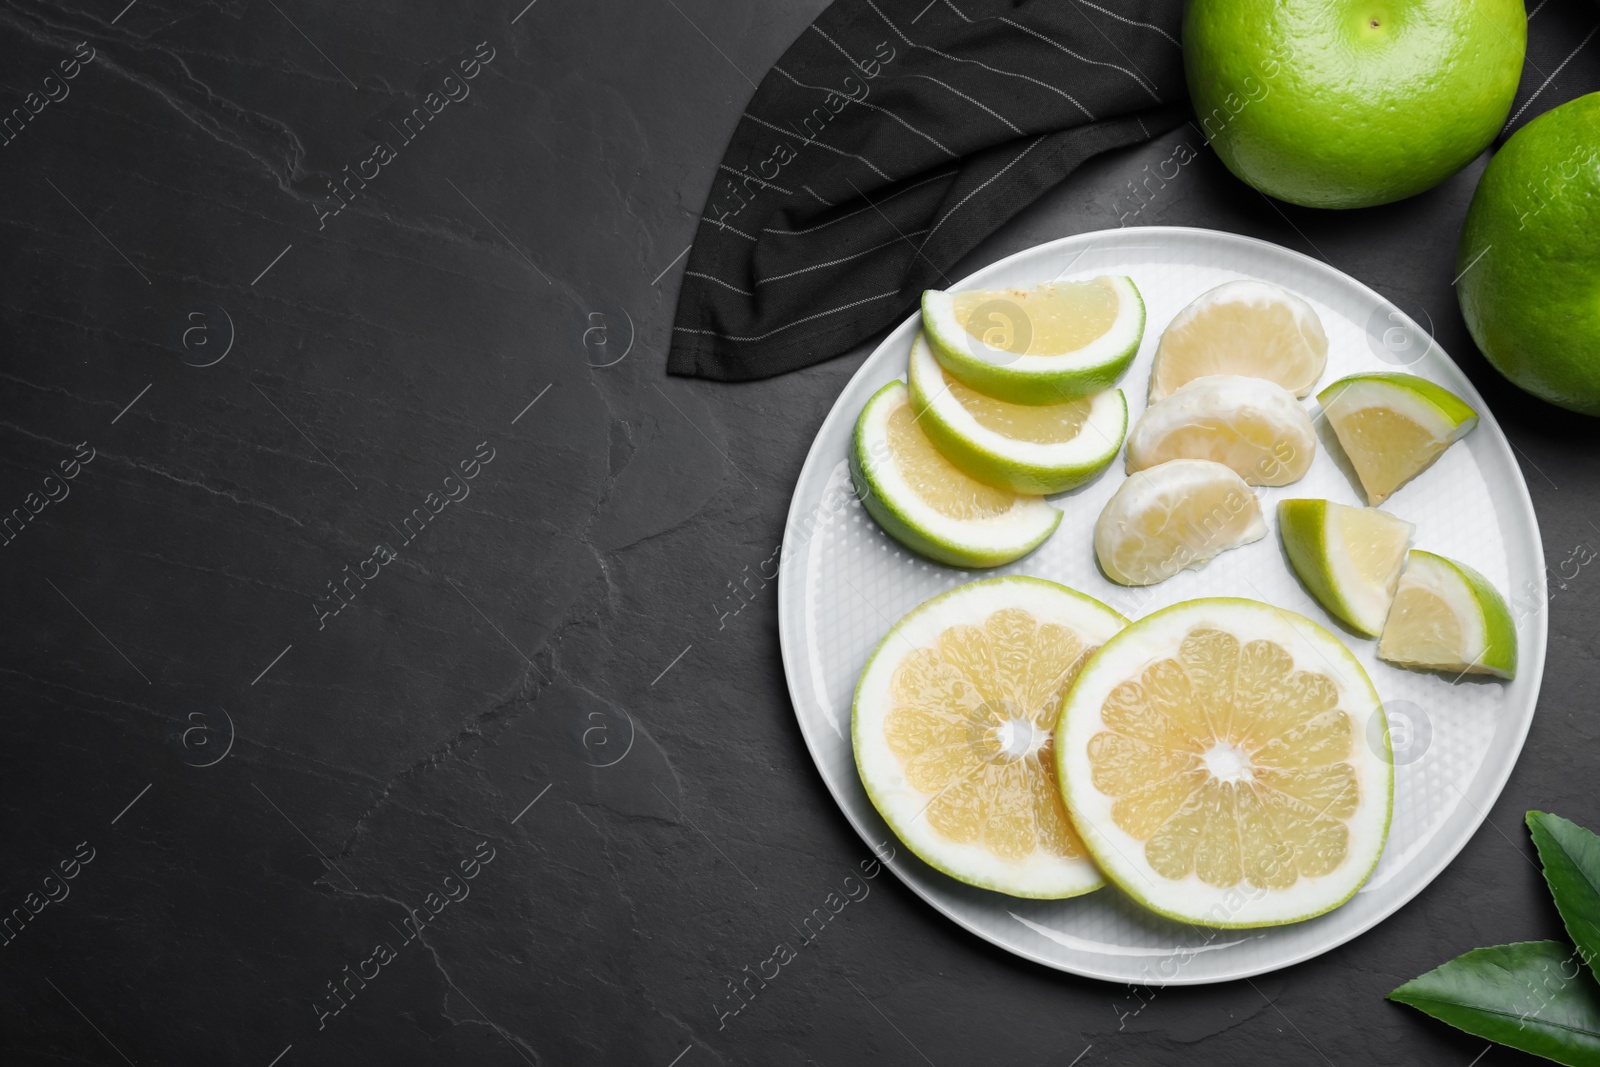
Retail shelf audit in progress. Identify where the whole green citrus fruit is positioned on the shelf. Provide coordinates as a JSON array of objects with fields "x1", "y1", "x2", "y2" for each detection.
[
  {"x1": 1458, "y1": 92, "x2": 1600, "y2": 415},
  {"x1": 1184, "y1": 0, "x2": 1526, "y2": 209}
]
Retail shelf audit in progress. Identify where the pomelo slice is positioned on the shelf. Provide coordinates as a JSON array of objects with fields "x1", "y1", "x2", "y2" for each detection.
[
  {"x1": 1056, "y1": 597, "x2": 1393, "y2": 927},
  {"x1": 1318, "y1": 373, "x2": 1478, "y2": 505},
  {"x1": 1279, "y1": 499, "x2": 1415, "y2": 637},
  {"x1": 907, "y1": 331, "x2": 1127, "y2": 495},
  {"x1": 921, "y1": 276, "x2": 1144, "y2": 404},
  {"x1": 849, "y1": 381, "x2": 1059, "y2": 568},
  {"x1": 1378, "y1": 550, "x2": 1517, "y2": 679},
  {"x1": 854, "y1": 576, "x2": 1127, "y2": 898}
]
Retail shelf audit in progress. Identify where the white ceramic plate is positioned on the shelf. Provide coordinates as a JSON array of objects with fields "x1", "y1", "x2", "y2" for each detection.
[{"x1": 776, "y1": 226, "x2": 1547, "y2": 984}]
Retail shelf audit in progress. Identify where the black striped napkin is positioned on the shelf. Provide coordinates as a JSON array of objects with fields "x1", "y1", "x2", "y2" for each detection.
[{"x1": 666, "y1": 0, "x2": 1188, "y2": 382}]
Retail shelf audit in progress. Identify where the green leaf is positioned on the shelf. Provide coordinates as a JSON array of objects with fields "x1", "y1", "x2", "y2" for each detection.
[
  {"x1": 1389, "y1": 941, "x2": 1600, "y2": 1066},
  {"x1": 1530, "y1": 811, "x2": 1600, "y2": 980}
]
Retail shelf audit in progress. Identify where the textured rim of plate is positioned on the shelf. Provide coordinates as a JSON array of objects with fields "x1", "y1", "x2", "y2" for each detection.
[{"x1": 775, "y1": 226, "x2": 1548, "y2": 984}]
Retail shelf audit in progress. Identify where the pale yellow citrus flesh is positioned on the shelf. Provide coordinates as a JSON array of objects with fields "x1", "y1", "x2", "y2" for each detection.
[
  {"x1": 885, "y1": 608, "x2": 1095, "y2": 863},
  {"x1": 1132, "y1": 419, "x2": 1303, "y2": 484},
  {"x1": 941, "y1": 366, "x2": 1095, "y2": 444},
  {"x1": 886, "y1": 403, "x2": 1015, "y2": 520},
  {"x1": 1097, "y1": 465, "x2": 1264, "y2": 585},
  {"x1": 1341, "y1": 506, "x2": 1411, "y2": 592},
  {"x1": 954, "y1": 279, "x2": 1120, "y2": 356},
  {"x1": 1153, "y1": 299, "x2": 1325, "y2": 397},
  {"x1": 1331, "y1": 407, "x2": 1448, "y2": 504},
  {"x1": 1087, "y1": 627, "x2": 1357, "y2": 889},
  {"x1": 1379, "y1": 585, "x2": 1464, "y2": 667}
]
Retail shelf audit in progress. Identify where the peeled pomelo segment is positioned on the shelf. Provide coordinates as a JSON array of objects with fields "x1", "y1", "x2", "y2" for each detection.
[
  {"x1": 907, "y1": 332, "x2": 1126, "y2": 495},
  {"x1": 921, "y1": 276, "x2": 1145, "y2": 404},
  {"x1": 1318, "y1": 373, "x2": 1478, "y2": 505},
  {"x1": 1126, "y1": 374, "x2": 1316, "y2": 485},
  {"x1": 1149, "y1": 280, "x2": 1328, "y2": 401},
  {"x1": 1056, "y1": 597, "x2": 1393, "y2": 928},
  {"x1": 1094, "y1": 459, "x2": 1267, "y2": 586},
  {"x1": 854, "y1": 576, "x2": 1128, "y2": 898},
  {"x1": 1378, "y1": 550, "x2": 1517, "y2": 679},
  {"x1": 1279, "y1": 498, "x2": 1415, "y2": 637},
  {"x1": 849, "y1": 381, "x2": 1059, "y2": 569}
]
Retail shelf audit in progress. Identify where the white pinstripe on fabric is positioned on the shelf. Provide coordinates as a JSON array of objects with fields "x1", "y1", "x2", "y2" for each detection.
[
  {"x1": 718, "y1": 163, "x2": 795, "y2": 196},
  {"x1": 802, "y1": 20, "x2": 1024, "y2": 136},
  {"x1": 1062, "y1": 0, "x2": 1166, "y2": 98},
  {"x1": 773, "y1": 63, "x2": 957, "y2": 156},
  {"x1": 942, "y1": 0, "x2": 1161, "y2": 102},
  {"x1": 756, "y1": 229, "x2": 930, "y2": 285},
  {"x1": 863, "y1": 0, "x2": 1095, "y2": 121},
  {"x1": 997, "y1": 11, "x2": 1161, "y2": 99},
  {"x1": 801, "y1": 184, "x2": 835, "y2": 206},
  {"x1": 920, "y1": 134, "x2": 1044, "y2": 246},
  {"x1": 701, "y1": 215, "x2": 760, "y2": 242},
  {"x1": 762, "y1": 168, "x2": 957, "y2": 235},
  {"x1": 906, "y1": 72, "x2": 1023, "y2": 133},
  {"x1": 840, "y1": 172, "x2": 953, "y2": 287},
  {"x1": 685, "y1": 271, "x2": 754, "y2": 296},
  {"x1": 673, "y1": 289, "x2": 901, "y2": 342},
  {"x1": 1073, "y1": 0, "x2": 1180, "y2": 48},
  {"x1": 807, "y1": 22, "x2": 862, "y2": 62},
  {"x1": 744, "y1": 114, "x2": 893, "y2": 181}
]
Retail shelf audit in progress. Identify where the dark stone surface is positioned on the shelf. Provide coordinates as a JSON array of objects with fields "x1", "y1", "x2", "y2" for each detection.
[{"x1": 1, "y1": 2, "x2": 1596, "y2": 1065}]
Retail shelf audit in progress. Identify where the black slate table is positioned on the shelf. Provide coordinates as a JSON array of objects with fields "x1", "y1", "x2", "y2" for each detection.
[{"x1": 2, "y1": 2, "x2": 1596, "y2": 1065}]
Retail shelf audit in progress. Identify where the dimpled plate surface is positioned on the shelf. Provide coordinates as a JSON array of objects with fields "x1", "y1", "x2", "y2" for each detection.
[{"x1": 775, "y1": 227, "x2": 1547, "y2": 984}]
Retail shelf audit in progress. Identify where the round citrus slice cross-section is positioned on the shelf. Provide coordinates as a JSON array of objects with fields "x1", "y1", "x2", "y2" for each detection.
[
  {"x1": 1056, "y1": 598, "x2": 1393, "y2": 927},
  {"x1": 854, "y1": 576, "x2": 1127, "y2": 898},
  {"x1": 921, "y1": 276, "x2": 1145, "y2": 404},
  {"x1": 850, "y1": 381, "x2": 1060, "y2": 568},
  {"x1": 1148, "y1": 281, "x2": 1328, "y2": 402},
  {"x1": 907, "y1": 331, "x2": 1127, "y2": 495}
]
